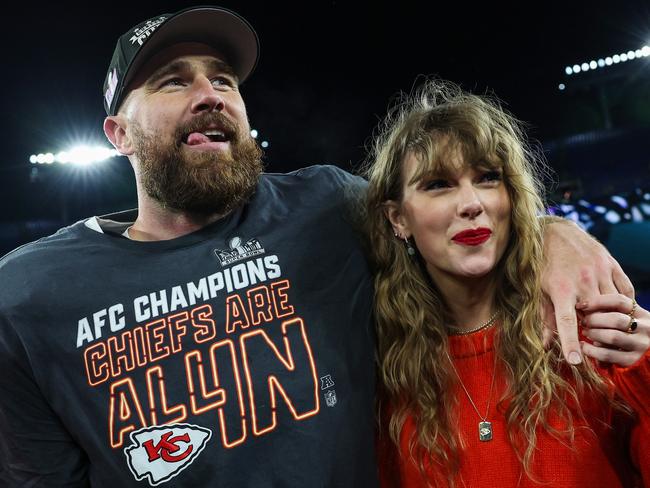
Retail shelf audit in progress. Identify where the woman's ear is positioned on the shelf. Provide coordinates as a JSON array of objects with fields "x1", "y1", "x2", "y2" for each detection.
[{"x1": 383, "y1": 200, "x2": 410, "y2": 239}]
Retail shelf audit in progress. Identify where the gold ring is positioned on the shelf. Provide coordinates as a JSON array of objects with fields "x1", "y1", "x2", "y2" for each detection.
[
  {"x1": 626, "y1": 298, "x2": 638, "y2": 333},
  {"x1": 629, "y1": 298, "x2": 637, "y2": 317}
]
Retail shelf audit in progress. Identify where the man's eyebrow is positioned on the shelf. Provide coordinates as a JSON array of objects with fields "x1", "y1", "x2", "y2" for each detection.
[
  {"x1": 146, "y1": 60, "x2": 192, "y2": 86},
  {"x1": 207, "y1": 59, "x2": 238, "y2": 81}
]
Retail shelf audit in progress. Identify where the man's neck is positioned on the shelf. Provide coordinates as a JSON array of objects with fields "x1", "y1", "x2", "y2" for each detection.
[{"x1": 129, "y1": 196, "x2": 226, "y2": 241}]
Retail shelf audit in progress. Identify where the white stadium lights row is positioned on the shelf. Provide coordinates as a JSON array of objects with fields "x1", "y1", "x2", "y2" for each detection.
[
  {"x1": 565, "y1": 45, "x2": 650, "y2": 76},
  {"x1": 30, "y1": 146, "x2": 120, "y2": 166},
  {"x1": 30, "y1": 134, "x2": 270, "y2": 167}
]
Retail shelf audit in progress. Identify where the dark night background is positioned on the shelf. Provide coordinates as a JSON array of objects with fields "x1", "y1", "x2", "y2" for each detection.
[{"x1": 2, "y1": 1, "x2": 649, "y2": 301}]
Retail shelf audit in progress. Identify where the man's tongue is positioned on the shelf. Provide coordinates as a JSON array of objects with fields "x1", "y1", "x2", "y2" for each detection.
[{"x1": 186, "y1": 132, "x2": 211, "y2": 145}]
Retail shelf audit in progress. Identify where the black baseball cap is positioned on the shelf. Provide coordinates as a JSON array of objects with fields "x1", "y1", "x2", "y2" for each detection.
[{"x1": 103, "y1": 5, "x2": 259, "y2": 116}]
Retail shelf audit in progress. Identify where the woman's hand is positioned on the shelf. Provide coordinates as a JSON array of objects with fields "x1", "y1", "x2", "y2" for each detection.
[{"x1": 577, "y1": 294, "x2": 649, "y2": 368}]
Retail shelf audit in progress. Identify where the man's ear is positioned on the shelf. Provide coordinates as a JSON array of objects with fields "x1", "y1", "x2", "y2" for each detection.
[
  {"x1": 383, "y1": 200, "x2": 410, "y2": 238},
  {"x1": 103, "y1": 115, "x2": 134, "y2": 156}
]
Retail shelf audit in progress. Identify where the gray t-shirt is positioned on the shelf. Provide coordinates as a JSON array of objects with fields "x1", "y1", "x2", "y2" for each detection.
[{"x1": 0, "y1": 165, "x2": 377, "y2": 487}]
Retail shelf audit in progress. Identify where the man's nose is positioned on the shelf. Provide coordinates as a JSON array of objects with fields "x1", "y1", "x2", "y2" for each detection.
[{"x1": 190, "y1": 76, "x2": 225, "y2": 113}]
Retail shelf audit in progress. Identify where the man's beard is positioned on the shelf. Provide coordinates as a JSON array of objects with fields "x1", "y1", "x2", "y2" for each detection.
[{"x1": 132, "y1": 112, "x2": 263, "y2": 216}]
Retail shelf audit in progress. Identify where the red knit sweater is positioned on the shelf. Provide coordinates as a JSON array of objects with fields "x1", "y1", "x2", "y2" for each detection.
[{"x1": 378, "y1": 324, "x2": 650, "y2": 487}]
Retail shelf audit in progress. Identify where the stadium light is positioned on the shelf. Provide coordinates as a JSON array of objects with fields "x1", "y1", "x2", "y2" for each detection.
[
  {"x1": 30, "y1": 145, "x2": 120, "y2": 166},
  {"x1": 564, "y1": 44, "x2": 649, "y2": 76}
]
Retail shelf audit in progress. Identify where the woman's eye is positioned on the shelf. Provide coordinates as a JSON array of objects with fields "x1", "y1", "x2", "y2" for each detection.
[
  {"x1": 480, "y1": 171, "x2": 502, "y2": 183},
  {"x1": 422, "y1": 179, "x2": 450, "y2": 191}
]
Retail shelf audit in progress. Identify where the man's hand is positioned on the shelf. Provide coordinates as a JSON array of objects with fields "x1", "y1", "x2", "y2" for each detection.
[{"x1": 540, "y1": 217, "x2": 634, "y2": 364}]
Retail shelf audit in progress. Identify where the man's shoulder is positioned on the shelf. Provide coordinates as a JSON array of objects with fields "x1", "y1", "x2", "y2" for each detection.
[
  {"x1": 254, "y1": 165, "x2": 367, "y2": 234},
  {"x1": 262, "y1": 164, "x2": 367, "y2": 188},
  {"x1": 0, "y1": 220, "x2": 86, "y2": 272},
  {"x1": 259, "y1": 165, "x2": 367, "y2": 204}
]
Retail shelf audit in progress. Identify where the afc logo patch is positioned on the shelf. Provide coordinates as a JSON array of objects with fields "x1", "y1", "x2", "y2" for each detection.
[
  {"x1": 124, "y1": 423, "x2": 212, "y2": 486},
  {"x1": 319, "y1": 374, "x2": 335, "y2": 390}
]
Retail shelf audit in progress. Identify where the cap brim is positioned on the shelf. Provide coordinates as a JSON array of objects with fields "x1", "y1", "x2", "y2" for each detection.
[{"x1": 123, "y1": 6, "x2": 259, "y2": 92}]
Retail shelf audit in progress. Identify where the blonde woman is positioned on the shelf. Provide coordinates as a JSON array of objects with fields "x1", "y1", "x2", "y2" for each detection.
[{"x1": 365, "y1": 80, "x2": 649, "y2": 487}]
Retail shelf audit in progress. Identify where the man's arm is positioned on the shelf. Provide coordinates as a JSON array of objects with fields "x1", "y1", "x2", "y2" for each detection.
[
  {"x1": 540, "y1": 217, "x2": 634, "y2": 364},
  {"x1": 0, "y1": 316, "x2": 90, "y2": 487}
]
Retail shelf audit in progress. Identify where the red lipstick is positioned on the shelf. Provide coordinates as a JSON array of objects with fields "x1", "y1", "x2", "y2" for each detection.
[{"x1": 452, "y1": 227, "x2": 492, "y2": 246}]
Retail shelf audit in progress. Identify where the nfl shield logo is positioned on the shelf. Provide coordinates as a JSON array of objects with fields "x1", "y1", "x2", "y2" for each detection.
[{"x1": 325, "y1": 390, "x2": 337, "y2": 407}]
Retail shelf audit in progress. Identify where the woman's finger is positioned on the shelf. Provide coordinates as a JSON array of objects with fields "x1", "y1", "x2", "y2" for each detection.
[
  {"x1": 581, "y1": 311, "x2": 632, "y2": 332},
  {"x1": 580, "y1": 341, "x2": 639, "y2": 368},
  {"x1": 583, "y1": 328, "x2": 649, "y2": 352},
  {"x1": 577, "y1": 294, "x2": 635, "y2": 314}
]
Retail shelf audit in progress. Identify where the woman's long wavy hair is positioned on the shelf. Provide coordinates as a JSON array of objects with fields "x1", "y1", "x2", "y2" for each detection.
[{"x1": 364, "y1": 79, "x2": 619, "y2": 484}]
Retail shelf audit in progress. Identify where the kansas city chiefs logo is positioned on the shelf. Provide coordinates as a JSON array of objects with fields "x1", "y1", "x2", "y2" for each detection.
[{"x1": 124, "y1": 423, "x2": 212, "y2": 486}]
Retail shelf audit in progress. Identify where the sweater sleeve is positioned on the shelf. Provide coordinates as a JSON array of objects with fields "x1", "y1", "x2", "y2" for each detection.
[
  {"x1": 0, "y1": 315, "x2": 90, "y2": 487},
  {"x1": 610, "y1": 348, "x2": 650, "y2": 415},
  {"x1": 608, "y1": 349, "x2": 650, "y2": 484}
]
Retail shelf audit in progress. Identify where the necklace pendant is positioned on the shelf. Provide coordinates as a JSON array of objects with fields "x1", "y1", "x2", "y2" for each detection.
[{"x1": 478, "y1": 421, "x2": 493, "y2": 441}]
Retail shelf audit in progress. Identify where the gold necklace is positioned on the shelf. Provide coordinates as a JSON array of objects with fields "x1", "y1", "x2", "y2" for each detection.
[
  {"x1": 447, "y1": 311, "x2": 499, "y2": 335},
  {"x1": 446, "y1": 350, "x2": 498, "y2": 442}
]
